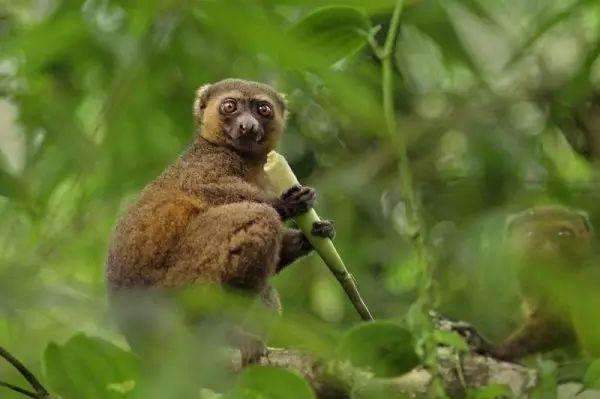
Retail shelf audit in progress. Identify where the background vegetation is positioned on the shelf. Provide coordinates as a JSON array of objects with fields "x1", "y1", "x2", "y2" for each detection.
[{"x1": 1, "y1": 0, "x2": 600, "y2": 397}]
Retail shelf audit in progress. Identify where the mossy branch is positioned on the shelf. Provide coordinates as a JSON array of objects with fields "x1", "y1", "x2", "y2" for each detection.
[
  {"x1": 232, "y1": 345, "x2": 538, "y2": 398},
  {"x1": 264, "y1": 151, "x2": 374, "y2": 321}
]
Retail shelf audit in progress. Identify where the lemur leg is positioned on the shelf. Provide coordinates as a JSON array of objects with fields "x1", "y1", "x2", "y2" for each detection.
[
  {"x1": 260, "y1": 284, "x2": 282, "y2": 314},
  {"x1": 492, "y1": 314, "x2": 575, "y2": 361},
  {"x1": 226, "y1": 326, "x2": 267, "y2": 366},
  {"x1": 163, "y1": 202, "x2": 283, "y2": 291},
  {"x1": 163, "y1": 202, "x2": 283, "y2": 365},
  {"x1": 277, "y1": 221, "x2": 336, "y2": 272},
  {"x1": 277, "y1": 229, "x2": 311, "y2": 271}
]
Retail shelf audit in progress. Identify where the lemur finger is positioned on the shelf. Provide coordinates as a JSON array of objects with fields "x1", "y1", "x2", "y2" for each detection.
[
  {"x1": 281, "y1": 185, "x2": 301, "y2": 199},
  {"x1": 311, "y1": 220, "x2": 335, "y2": 239},
  {"x1": 296, "y1": 187, "x2": 316, "y2": 207}
]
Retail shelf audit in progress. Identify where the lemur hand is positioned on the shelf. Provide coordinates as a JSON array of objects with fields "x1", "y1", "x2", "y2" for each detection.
[
  {"x1": 312, "y1": 220, "x2": 335, "y2": 239},
  {"x1": 273, "y1": 185, "x2": 316, "y2": 220}
]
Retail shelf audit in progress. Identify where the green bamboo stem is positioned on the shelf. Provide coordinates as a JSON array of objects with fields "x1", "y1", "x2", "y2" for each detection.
[{"x1": 264, "y1": 151, "x2": 374, "y2": 321}]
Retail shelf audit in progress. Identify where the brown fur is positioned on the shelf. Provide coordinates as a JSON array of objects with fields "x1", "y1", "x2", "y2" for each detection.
[{"x1": 106, "y1": 79, "x2": 303, "y2": 298}]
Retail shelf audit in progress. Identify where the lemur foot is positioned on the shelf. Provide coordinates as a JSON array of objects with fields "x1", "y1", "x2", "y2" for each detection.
[
  {"x1": 431, "y1": 311, "x2": 495, "y2": 356},
  {"x1": 240, "y1": 336, "x2": 267, "y2": 366},
  {"x1": 312, "y1": 220, "x2": 335, "y2": 239},
  {"x1": 228, "y1": 328, "x2": 267, "y2": 366},
  {"x1": 274, "y1": 185, "x2": 316, "y2": 220}
]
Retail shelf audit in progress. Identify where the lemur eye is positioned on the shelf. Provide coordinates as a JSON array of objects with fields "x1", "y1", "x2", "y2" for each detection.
[
  {"x1": 220, "y1": 99, "x2": 237, "y2": 114},
  {"x1": 557, "y1": 228, "x2": 574, "y2": 238},
  {"x1": 257, "y1": 102, "x2": 273, "y2": 118}
]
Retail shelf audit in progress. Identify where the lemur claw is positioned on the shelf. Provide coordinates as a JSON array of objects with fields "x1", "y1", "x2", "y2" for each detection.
[{"x1": 312, "y1": 220, "x2": 335, "y2": 239}]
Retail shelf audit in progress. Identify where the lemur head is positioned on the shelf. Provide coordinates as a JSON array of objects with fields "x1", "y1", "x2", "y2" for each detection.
[
  {"x1": 506, "y1": 206, "x2": 593, "y2": 265},
  {"x1": 194, "y1": 79, "x2": 287, "y2": 158}
]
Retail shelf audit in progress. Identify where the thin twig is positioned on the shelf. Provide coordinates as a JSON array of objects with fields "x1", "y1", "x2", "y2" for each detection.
[
  {"x1": 0, "y1": 381, "x2": 39, "y2": 398},
  {"x1": 0, "y1": 346, "x2": 49, "y2": 398}
]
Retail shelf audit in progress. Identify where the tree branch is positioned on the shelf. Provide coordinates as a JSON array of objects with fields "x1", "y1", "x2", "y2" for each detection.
[
  {"x1": 0, "y1": 381, "x2": 39, "y2": 398},
  {"x1": 0, "y1": 346, "x2": 51, "y2": 399},
  {"x1": 233, "y1": 346, "x2": 537, "y2": 398}
]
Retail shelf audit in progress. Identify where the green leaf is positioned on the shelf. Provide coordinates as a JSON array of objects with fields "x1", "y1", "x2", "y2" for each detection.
[
  {"x1": 542, "y1": 129, "x2": 593, "y2": 184},
  {"x1": 0, "y1": 168, "x2": 26, "y2": 201},
  {"x1": 44, "y1": 333, "x2": 139, "y2": 399},
  {"x1": 0, "y1": 13, "x2": 88, "y2": 73},
  {"x1": 468, "y1": 384, "x2": 511, "y2": 399},
  {"x1": 557, "y1": 361, "x2": 590, "y2": 385},
  {"x1": 395, "y1": 25, "x2": 447, "y2": 93},
  {"x1": 506, "y1": 0, "x2": 596, "y2": 68},
  {"x1": 352, "y1": 381, "x2": 409, "y2": 399},
  {"x1": 442, "y1": 0, "x2": 511, "y2": 75},
  {"x1": 584, "y1": 359, "x2": 600, "y2": 390},
  {"x1": 433, "y1": 329, "x2": 469, "y2": 353},
  {"x1": 227, "y1": 366, "x2": 315, "y2": 399},
  {"x1": 402, "y1": 0, "x2": 496, "y2": 81},
  {"x1": 531, "y1": 359, "x2": 558, "y2": 399},
  {"x1": 289, "y1": 6, "x2": 371, "y2": 67},
  {"x1": 337, "y1": 321, "x2": 420, "y2": 378}
]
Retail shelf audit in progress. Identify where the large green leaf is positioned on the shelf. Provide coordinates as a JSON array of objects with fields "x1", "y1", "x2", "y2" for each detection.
[
  {"x1": 289, "y1": 6, "x2": 371, "y2": 67},
  {"x1": 0, "y1": 168, "x2": 26, "y2": 201},
  {"x1": 337, "y1": 321, "x2": 420, "y2": 378},
  {"x1": 467, "y1": 384, "x2": 511, "y2": 399},
  {"x1": 402, "y1": 0, "x2": 491, "y2": 80},
  {"x1": 433, "y1": 329, "x2": 469, "y2": 353},
  {"x1": 352, "y1": 382, "x2": 409, "y2": 399},
  {"x1": 584, "y1": 359, "x2": 600, "y2": 390},
  {"x1": 44, "y1": 333, "x2": 139, "y2": 399},
  {"x1": 506, "y1": 0, "x2": 596, "y2": 68},
  {"x1": 227, "y1": 366, "x2": 315, "y2": 399}
]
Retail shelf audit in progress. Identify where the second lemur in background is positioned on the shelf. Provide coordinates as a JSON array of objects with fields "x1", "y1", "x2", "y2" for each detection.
[{"x1": 491, "y1": 206, "x2": 593, "y2": 360}]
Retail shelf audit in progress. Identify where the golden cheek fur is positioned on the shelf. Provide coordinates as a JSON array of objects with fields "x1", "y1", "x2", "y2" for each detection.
[{"x1": 199, "y1": 102, "x2": 228, "y2": 145}]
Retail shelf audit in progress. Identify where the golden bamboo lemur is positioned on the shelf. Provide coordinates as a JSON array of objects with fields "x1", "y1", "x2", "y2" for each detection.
[
  {"x1": 489, "y1": 206, "x2": 593, "y2": 360},
  {"x1": 106, "y1": 79, "x2": 333, "y2": 360}
]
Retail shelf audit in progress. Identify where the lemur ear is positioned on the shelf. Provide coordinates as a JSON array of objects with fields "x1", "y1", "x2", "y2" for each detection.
[
  {"x1": 193, "y1": 84, "x2": 212, "y2": 127},
  {"x1": 576, "y1": 210, "x2": 593, "y2": 233},
  {"x1": 277, "y1": 92, "x2": 289, "y2": 122}
]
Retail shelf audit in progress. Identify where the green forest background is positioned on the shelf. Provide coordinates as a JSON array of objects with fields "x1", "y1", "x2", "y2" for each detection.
[{"x1": 1, "y1": 0, "x2": 600, "y2": 398}]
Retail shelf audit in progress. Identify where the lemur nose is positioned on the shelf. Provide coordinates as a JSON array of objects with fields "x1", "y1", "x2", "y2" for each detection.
[
  {"x1": 235, "y1": 115, "x2": 260, "y2": 140},
  {"x1": 239, "y1": 122, "x2": 252, "y2": 134}
]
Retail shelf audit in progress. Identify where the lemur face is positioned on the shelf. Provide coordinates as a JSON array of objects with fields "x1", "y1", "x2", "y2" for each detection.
[
  {"x1": 194, "y1": 79, "x2": 287, "y2": 158},
  {"x1": 506, "y1": 206, "x2": 593, "y2": 265},
  {"x1": 214, "y1": 92, "x2": 274, "y2": 154}
]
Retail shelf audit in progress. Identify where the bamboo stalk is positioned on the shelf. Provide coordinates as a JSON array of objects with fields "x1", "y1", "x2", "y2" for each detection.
[{"x1": 264, "y1": 151, "x2": 374, "y2": 321}]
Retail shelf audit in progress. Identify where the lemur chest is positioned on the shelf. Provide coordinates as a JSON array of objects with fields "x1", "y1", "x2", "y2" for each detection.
[{"x1": 245, "y1": 166, "x2": 276, "y2": 197}]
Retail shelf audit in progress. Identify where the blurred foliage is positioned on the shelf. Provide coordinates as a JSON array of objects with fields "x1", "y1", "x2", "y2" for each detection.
[
  {"x1": 45, "y1": 333, "x2": 139, "y2": 399},
  {"x1": 337, "y1": 321, "x2": 419, "y2": 377},
  {"x1": 1, "y1": 0, "x2": 600, "y2": 397},
  {"x1": 227, "y1": 366, "x2": 315, "y2": 399}
]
